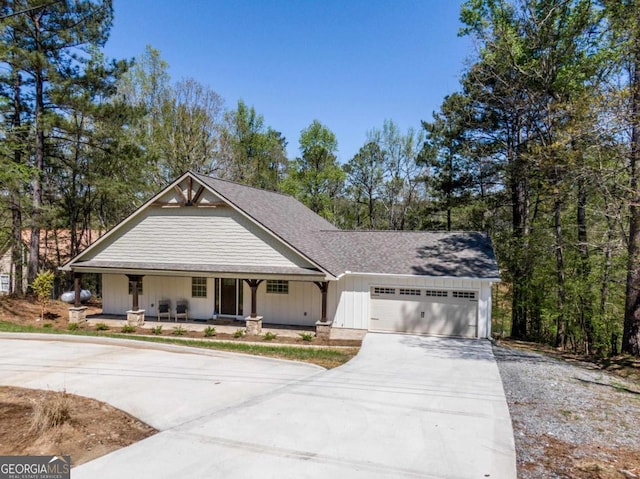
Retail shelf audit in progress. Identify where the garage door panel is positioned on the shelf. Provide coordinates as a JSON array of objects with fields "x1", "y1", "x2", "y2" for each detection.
[
  {"x1": 426, "y1": 303, "x2": 476, "y2": 337},
  {"x1": 370, "y1": 299, "x2": 423, "y2": 332},
  {"x1": 370, "y1": 290, "x2": 477, "y2": 338}
]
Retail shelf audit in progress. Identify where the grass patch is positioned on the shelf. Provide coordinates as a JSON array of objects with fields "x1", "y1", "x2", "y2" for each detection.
[
  {"x1": 299, "y1": 332, "x2": 314, "y2": 342},
  {"x1": 263, "y1": 331, "x2": 277, "y2": 341},
  {"x1": 233, "y1": 329, "x2": 244, "y2": 338},
  {"x1": 1, "y1": 321, "x2": 72, "y2": 335},
  {"x1": 0, "y1": 320, "x2": 359, "y2": 368},
  {"x1": 124, "y1": 336, "x2": 358, "y2": 368},
  {"x1": 151, "y1": 325, "x2": 163, "y2": 335},
  {"x1": 121, "y1": 325, "x2": 136, "y2": 333},
  {"x1": 95, "y1": 322, "x2": 110, "y2": 331},
  {"x1": 203, "y1": 326, "x2": 216, "y2": 337},
  {"x1": 67, "y1": 323, "x2": 80, "y2": 331}
]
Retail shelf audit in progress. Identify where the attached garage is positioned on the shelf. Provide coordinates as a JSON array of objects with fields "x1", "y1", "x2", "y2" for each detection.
[{"x1": 369, "y1": 287, "x2": 478, "y2": 337}]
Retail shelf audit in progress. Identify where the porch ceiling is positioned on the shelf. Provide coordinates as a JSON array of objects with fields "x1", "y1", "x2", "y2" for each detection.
[{"x1": 69, "y1": 260, "x2": 329, "y2": 281}]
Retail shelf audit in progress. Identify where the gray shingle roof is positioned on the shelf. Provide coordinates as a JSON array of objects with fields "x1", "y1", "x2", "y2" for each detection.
[
  {"x1": 194, "y1": 173, "x2": 499, "y2": 279},
  {"x1": 193, "y1": 173, "x2": 343, "y2": 275},
  {"x1": 319, "y1": 231, "x2": 500, "y2": 278}
]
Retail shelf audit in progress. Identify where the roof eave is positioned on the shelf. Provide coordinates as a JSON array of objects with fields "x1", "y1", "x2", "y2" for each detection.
[{"x1": 337, "y1": 271, "x2": 501, "y2": 282}]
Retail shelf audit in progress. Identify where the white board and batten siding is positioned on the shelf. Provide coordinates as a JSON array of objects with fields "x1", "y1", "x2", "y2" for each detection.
[
  {"x1": 102, "y1": 274, "x2": 215, "y2": 319},
  {"x1": 86, "y1": 206, "x2": 314, "y2": 270},
  {"x1": 329, "y1": 274, "x2": 493, "y2": 339},
  {"x1": 249, "y1": 280, "x2": 320, "y2": 327}
]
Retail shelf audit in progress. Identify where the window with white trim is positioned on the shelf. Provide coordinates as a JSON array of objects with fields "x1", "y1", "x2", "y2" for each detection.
[
  {"x1": 0, "y1": 274, "x2": 9, "y2": 293},
  {"x1": 399, "y1": 288, "x2": 421, "y2": 296},
  {"x1": 452, "y1": 291, "x2": 476, "y2": 299},
  {"x1": 191, "y1": 277, "x2": 207, "y2": 298},
  {"x1": 425, "y1": 290, "x2": 448, "y2": 297},
  {"x1": 372, "y1": 287, "x2": 396, "y2": 296},
  {"x1": 266, "y1": 280, "x2": 289, "y2": 294}
]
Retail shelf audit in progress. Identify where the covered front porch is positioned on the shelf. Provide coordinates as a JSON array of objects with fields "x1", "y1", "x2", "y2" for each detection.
[{"x1": 69, "y1": 266, "x2": 334, "y2": 338}]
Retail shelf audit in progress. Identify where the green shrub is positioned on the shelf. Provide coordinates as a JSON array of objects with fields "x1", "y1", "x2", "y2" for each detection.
[
  {"x1": 32, "y1": 271, "x2": 55, "y2": 321},
  {"x1": 67, "y1": 322, "x2": 79, "y2": 331},
  {"x1": 121, "y1": 324, "x2": 136, "y2": 333},
  {"x1": 263, "y1": 331, "x2": 277, "y2": 341},
  {"x1": 42, "y1": 323, "x2": 53, "y2": 329},
  {"x1": 204, "y1": 326, "x2": 216, "y2": 337},
  {"x1": 299, "y1": 332, "x2": 314, "y2": 342},
  {"x1": 151, "y1": 325, "x2": 163, "y2": 335},
  {"x1": 233, "y1": 329, "x2": 245, "y2": 338},
  {"x1": 172, "y1": 326, "x2": 186, "y2": 336},
  {"x1": 95, "y1": 322, "x2": 110, "y2": 331}
]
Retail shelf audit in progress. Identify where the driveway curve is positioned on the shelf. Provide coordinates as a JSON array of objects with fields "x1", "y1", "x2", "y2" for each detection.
[
  {"x1": 0, "y1": 334, "x2": 322, "y2": 430},
  {"x1": 0, "y1": 333, "x2": 516, "y2": 478}
]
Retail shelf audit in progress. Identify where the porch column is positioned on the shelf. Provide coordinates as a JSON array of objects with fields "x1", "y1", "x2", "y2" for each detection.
[
  {"x1": 126, "y1": 274, "x2": 144, "y2": 311},
  {"x1": 314, "y1": 281, "x2": 329, "y2": 322},
  {"x1": 73, "y1": 272, "x2": 83, "y2": 307},
  {"x1": 243, "y1": 279, "x2": 263, "y2": 334},
  {"x1": 68, "y1": 271, "x2": 87, "y2": 324},
  {"x1": 126, "y1": 274, "x2": 145, "y2": 325},
  {"x1": 314, "y1": 281, "x2": 332, "y2": 340},
  {"x1": 243, "y1": 279, "x2": 263, "y2": 318}
]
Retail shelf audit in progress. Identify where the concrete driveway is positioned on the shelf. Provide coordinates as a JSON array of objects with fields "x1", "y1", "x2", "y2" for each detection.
[{"x1": 0, "y1": 333, "x2": 516, "y2": 478}]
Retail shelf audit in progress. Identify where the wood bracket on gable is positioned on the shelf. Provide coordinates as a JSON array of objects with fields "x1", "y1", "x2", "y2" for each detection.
[
  {"x1": 173, "y1": 185, "x2": 187, "y2": 206},
  {"x1": 191, "y1": 185, "x2": 205, "y2": 205},
  {"x1": 151, "y1": 178, "x2": 228, "y2": 208}
]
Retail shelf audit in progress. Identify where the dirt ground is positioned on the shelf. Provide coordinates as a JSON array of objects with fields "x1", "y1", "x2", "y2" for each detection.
[
  {"x1": 0, "y1": 386, "x2": 156, "y2": 467},
  {"x1": 522, "y1": 437, "x2": 640, "y2": 479},
  {"x1": 0, "y1": 295, "x2": 102, "y2": 323}
]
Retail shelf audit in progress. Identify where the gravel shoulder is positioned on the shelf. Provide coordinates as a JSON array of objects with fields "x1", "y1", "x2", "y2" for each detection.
[{"x1": 493, "y1": 342, "x2": 640, "y2": 479}]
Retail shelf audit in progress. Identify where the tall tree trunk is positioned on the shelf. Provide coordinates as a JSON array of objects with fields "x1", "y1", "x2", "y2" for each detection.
[
  {"x1": 447, "y1": 152, "x2": 453, "y2": 231},
  {"x1": 623, "y1": 38, "x2": 640, "y2": 356},
  {"x1": 577, "y1": 175, "x2": 593, "y2": 354},
  {"x1": 10, "y1": 61, "x2": 24, "y2": 295},
  {"x1": 510, "y1": 136, "x2": 529, "y2": 339},
  {"x1": 27, "y1": 14, "x2": 44, "y2": 288},
  {"x1": 368, "y1": 190, "x2": 375, "y2": 229},
  {"x1": 601, "y1": 211, "x2": 616, "y2": 353},
  {"x1": 554, "y1": 194, "x2": 567, "y2": 348}
]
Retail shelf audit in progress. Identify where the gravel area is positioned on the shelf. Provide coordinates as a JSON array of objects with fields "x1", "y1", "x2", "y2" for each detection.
[{"x1": 493, "y1": 343, "x2": 640, "y2": 479}]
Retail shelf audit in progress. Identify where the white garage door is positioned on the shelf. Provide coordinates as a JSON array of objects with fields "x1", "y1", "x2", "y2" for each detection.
[{"x1": 369, "y1": 287, "x2": 478, "y2": 337}]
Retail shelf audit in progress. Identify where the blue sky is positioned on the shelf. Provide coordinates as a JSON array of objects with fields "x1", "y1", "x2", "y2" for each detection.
[{"x1": 103, "y1": 1, "x2": 472, "y2": 162}]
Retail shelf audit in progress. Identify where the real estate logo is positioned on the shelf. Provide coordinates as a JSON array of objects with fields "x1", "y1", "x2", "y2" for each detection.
[{"x1": 0, "y1": 455, "x2": 70, "y2": 479}]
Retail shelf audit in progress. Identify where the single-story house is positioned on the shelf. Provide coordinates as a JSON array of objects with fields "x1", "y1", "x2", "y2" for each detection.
[{"x1": 62, "y1": 171, "x2": 500, "y2": 338}]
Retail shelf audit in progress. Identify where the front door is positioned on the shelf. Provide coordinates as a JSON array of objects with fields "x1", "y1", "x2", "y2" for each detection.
[{"x1": 220, "y1": 278, "x2": 238, "y2": 315}]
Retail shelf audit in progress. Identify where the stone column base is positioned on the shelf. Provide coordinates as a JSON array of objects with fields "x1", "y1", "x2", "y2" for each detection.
[
  {"x1": 245, "y1": 316, "x2": 263, "y2": 335},
  {"x1": 127, "y1": 310, "x2": 145, "y2": 326},
  {"x1": 68, "y1": 306, "x2": 87, "y2": 324},
  {"x1": 315, "y1": 320, "x2": 333, "y2": 340}
]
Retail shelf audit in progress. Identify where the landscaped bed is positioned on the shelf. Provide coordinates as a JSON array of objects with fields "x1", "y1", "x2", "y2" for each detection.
[
  {"x1": 0, "y1": 296, "x2": 361, "y2": 368},
  {"x1": 0, "y1": 386, "x2": 156, "y2": 467}
]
